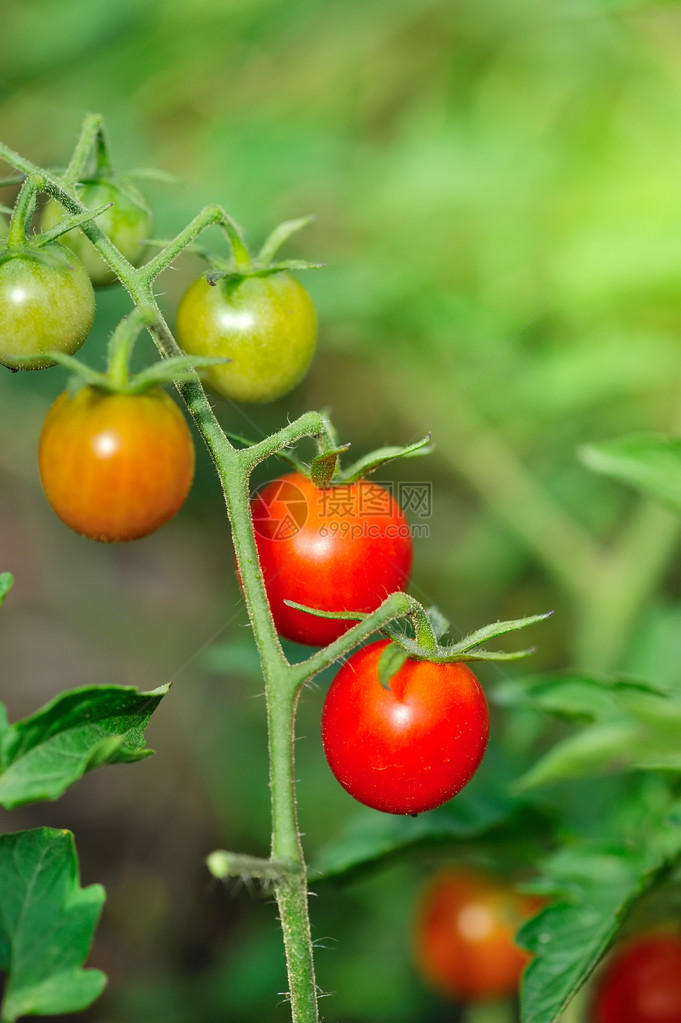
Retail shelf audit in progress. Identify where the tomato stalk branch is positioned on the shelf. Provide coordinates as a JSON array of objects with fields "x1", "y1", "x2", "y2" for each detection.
[
  {"x1": 63, "y1": 112, "x2": 107, "y2": 186},
  {"x1": 0, "y1": 121, "x2": 439, "y2": 1023}
]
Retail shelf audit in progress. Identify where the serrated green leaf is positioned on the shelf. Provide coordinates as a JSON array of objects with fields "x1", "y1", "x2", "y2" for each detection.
[
  {"x1": 519, "y1": 826, "x2": 681, "y2": 1023},
  {"x1": 0, "y1": 574, "x2": 13, "y2": 608},
  {"x1": 0, "y1": 684, "x2": 168, "y2": 809},
  {"x1": 579, "y1": 433, "x2": 681, "y2": 512},
  {"x1": 0, "y1": 828, "x2": 106, "y2": 1022}
]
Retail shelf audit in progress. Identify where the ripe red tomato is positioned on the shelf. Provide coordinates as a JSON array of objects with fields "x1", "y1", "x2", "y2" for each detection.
[
  {"x1": 413, "y1": 869, "x2": 541, "y2": 1000},
  {"x1": 251, "y1": 473, "x2": 413, "y2": 646},
  {"x1": 591, "y1": 932, "x2": 681, "y2": 1023},
  {"x1": 38, "y1": 386, "x2": 195, "y2": 542},
  {"x1": 321, "y1": 641, "x2": 489, "y2": 814},
  {"x1": 176, "y1": 271, "x2": 316, "y2": 403}
]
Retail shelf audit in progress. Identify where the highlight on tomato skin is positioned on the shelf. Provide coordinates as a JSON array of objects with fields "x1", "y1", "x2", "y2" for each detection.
[
  {"x1": 413, "y1": 868, "x2": 543, "y2": 1002},
  {"x1": 38, "y1": 386, "x2": 195, "y2": 543},
  {"x1": 591, "y1": 931, "x2": 681, "y2": 1023},
  {"x1": 321, "y1": 641, "x2": 489, "y2": 814},
  {"x1": 251, "y1": 473, "x2": 413, "y2": 646}
]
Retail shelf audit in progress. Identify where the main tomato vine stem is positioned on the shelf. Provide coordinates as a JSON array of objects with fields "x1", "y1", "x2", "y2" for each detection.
[{"x1": 0, "y1": 115, "x2": 417, "y2": 1023}]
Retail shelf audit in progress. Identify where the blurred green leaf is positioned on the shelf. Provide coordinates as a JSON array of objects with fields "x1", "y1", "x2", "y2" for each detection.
[
  {"x1": 510, "y1": 674, "x2": 681, "y2": 790},
  {"x1": 0, "y1": 573, "x2": 12, "y2": 607},
  {"x1": 0, "y1": 684, "x2": 168, "y2": 809},
  {"x1": 519, "y1": 815, "x2": 681, "y2": 1023},
  {"x1": 0, "y1": 828, "x2": 105, "y2": 1022},
  {"x1": 579, "y1": 434, "x2": 681, "y2": 512},
  {"x1": 496, "y1": 672, "x2": 668, "y2": 720},
  {"x1": 311, "y1": 773, "x2": 547, "y2": 881}
]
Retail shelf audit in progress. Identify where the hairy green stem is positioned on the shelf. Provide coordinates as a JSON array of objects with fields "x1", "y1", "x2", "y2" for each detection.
[
  {"x1": 63, "y1": 112, "x2": 105, "y2": 185},
  {"x1": 139, "y1": 205, "x2": 225, "y2": 283}
]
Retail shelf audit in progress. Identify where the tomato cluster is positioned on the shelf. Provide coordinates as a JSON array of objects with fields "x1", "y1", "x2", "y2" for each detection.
[
  {"x1": 249, "y1": 466, "x2": 490, "y2": 814},
  {"x1": 413, "y1": 869, "x2": 541, "y2": 1001},
  {"x1": 3, "y1": 154, "x2": 490, "y2": 818}
]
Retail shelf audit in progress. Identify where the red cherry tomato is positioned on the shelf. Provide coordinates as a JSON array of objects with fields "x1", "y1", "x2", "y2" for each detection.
[
  {"x1": 414, "y1": 869, "x2": 541, "y2": 1000},
  {"x1": 321, "y1": 640, "x2": 489, "y2": 814},
  {"x1": 38, "y1": 386, "x2": 195, "y2": 542},
  {"x1": 591, "y1": 932, "x2": 681, "y2": 1023},
  {"x1": 251, "y1": 473, "x2": 413, "y2": 646}
]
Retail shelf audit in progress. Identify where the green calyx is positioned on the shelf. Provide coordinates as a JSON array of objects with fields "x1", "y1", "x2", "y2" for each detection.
[
  {"x1": 194, "y1": 214, "x2": 323, "y2": 284},
  {"x1": 283, "y1": 595, "x2": 552, "y2": 672}
]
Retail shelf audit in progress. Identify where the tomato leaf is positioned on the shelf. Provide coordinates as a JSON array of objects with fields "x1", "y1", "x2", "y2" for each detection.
[
  {"x1": 377, "y1": 643, "x2": 409, "y2": 689},
  {"x1": 506, "y1": 673, "x2": 681, "y2": 789},
  {"x1": 519, "y1": 823, "x2": 681, "y2": 1023},
  {"x1": 311, "y1": 748, "x2": 551, "y2": 882},
  {"x1": 579, "y1": 433, "x2": 681, "y2": 512},
  {"x1": 0, "y1": 572, "x2": 12, "y2": 607},
  {"x1": 0, "y1": 828, "x2": 106, "y2": 1022},
  {"x1": 311, "y1": 793, "x2": 545, "y2": 883},
  {"x1": 495, "y1": 672, "x2": 668, "y2": 720},
  {"x1": 0, "y1": 683, "x2": 168, "y2": 809}
]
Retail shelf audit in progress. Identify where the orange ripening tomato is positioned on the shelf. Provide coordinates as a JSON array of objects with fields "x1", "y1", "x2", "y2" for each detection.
[
  {"x1": 38, "y1": 386, "x2": 195, "y2": 542},
  {"x1": 413, "y1": 869, "x2": 543, "y2": 1001}
]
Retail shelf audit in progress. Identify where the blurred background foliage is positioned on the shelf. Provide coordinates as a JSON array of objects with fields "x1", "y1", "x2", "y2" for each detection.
[{"x1": 2, "y1": 0, "x2": 681, "y2": 1020}]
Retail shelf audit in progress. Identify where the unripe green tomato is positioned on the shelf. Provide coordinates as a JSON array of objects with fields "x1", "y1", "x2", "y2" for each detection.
[
  {"x1": 42, "y1": 178, "x2": 152, "y2": 287},
  {"x1": 0, "y1": 242, "x2": 96, "y2": 370},
  {"x1": 175, "y1": 271, "x2": 317, "y2": 403}
]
